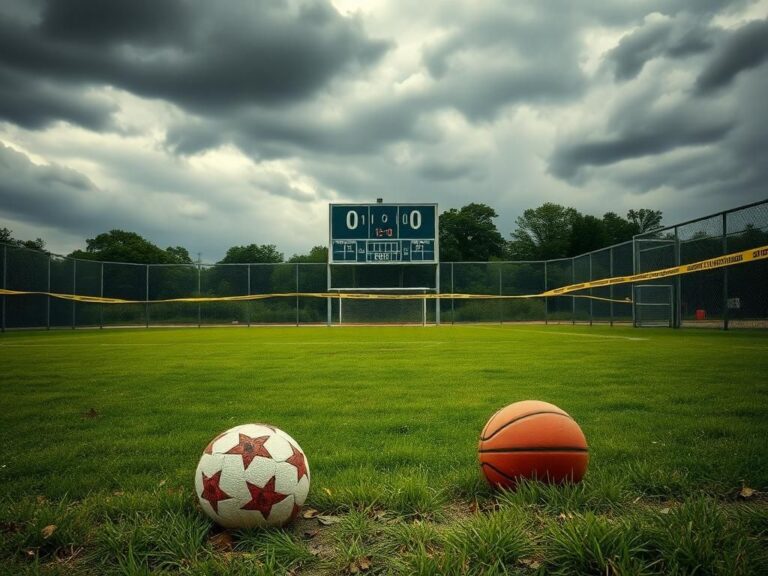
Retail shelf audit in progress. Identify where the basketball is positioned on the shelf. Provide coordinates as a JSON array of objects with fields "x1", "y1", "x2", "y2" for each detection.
[{"x1": 478, "y1": 400, "x2": 588, "y2": 489}]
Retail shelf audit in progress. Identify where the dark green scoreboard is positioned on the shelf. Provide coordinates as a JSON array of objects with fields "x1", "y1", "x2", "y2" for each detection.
[{"x1": 329, "y1": 203, "x2": 438, "y2": 264}]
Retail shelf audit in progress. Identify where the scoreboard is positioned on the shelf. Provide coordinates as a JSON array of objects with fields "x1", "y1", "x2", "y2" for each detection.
[{"x1": 329, "y1": 203, "x2": 438, "y2": 264}]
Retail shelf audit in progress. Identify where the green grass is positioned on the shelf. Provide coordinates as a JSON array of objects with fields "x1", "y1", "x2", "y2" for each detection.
[{"x1": 1, "y1": 324, "x2": 767, "y2": 574}]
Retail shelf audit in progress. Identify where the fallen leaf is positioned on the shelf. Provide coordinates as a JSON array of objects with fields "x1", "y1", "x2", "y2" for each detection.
[
  {"x1": 302, "y1": 508, "x2": 319, "y2": 519},
  {"x1": 112, "y1": 491, "x2": 125, "y2": 497},
  {"x1": 632, "y1": 496, "x2": 642, "y2": 504},
  {"x1": 660, "y1": 507, "x2": 670, "y2": 515},
  {"x1": 25, "y1": 549, "x2": 36, "y2": 558},
  {"x1": 323, "y1": 487, "x2": 333, "y2": 496},
  {"x1": 358, "y1": 556, "x2": 372, "y2": 570},
  {"x1": 41, "y1": 525, "x2": 57, "y2": 539},
  {"x1": 739, "y1": 486, "x2": 756, "y2": 499},
  {"x1": 318, "y1": 515, "x2": 341, "y2": 525},
  {"x1": 36, "y1": 496, "x2": 47, "y2": 505},
  {"x1": 530, "y1": 561, "x2": 541, "y2": 569},
  {"x1": 158, "y1": 480, "x2": 166, "y2": 487},
  {"x1": 302, "y1": 529, "x2": 318, "y2": 539},
  {"x1": 348, "y1": 562, "x2": 360, "y2": 574},
  {"x1": 208, "y1": 531, "x2": 234, "y2": 551}
]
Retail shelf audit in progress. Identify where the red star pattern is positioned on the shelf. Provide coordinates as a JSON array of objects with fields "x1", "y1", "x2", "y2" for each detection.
[
  {"x1": 241, "y1": 476, "x2": 288, "y2": 519},
  {"x1": 286, "y1": 444, "x2": 308, "y2": 481},
  {"x1": 225, "y1": 433, "x2": 271, "y2": 469},
  {"x1": 200, "y1": 470, "x2": 231, "y2": 514},
  {"x1": 290, "y1": 501, "x2": 302, "y2": 521}
]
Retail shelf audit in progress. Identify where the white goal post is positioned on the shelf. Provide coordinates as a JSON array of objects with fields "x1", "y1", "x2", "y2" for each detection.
[{"x1": 328, "y1": 287, "x2": 438, "y2": 326}]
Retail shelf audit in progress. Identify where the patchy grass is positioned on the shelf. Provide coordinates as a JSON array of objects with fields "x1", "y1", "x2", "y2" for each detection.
[{"x1": 1, "y1": 324, "x2": 767, "y2": 573}]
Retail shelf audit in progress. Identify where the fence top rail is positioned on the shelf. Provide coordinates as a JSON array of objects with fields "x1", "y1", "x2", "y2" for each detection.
[{"x1": 634, "y1": 197, "x2": 768, "y2": 238}]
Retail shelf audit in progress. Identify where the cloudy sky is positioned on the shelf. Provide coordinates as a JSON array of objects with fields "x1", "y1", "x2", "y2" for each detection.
[{"x1": 1, "y1": 0, "x2": 767, "y2": 261}]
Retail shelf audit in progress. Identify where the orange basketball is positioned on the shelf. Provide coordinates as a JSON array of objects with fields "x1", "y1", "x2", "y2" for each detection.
[{"x1": 478, "y1": 400, "x2": 588, "y2": 489}]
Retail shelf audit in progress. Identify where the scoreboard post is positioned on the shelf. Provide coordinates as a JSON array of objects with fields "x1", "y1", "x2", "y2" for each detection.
[{"x1": 327, "y1": 203, "x2": 440, "y2": 324}]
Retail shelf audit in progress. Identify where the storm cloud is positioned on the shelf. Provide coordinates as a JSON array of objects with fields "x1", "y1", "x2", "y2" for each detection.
[
  {"x1": 0, "y1": 0, "x2": 388, "y2": 128},
  {"x1": 0, "y1": 0, "x2": 766, "y2": 259}
]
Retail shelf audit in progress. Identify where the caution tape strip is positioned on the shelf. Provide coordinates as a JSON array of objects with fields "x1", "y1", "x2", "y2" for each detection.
[
  {"x1": 1, "y1": 244, "x2": 765, "y2": 305},
  {"x1": 541, "y1": 244, "x2": 768, "y2": 296}
]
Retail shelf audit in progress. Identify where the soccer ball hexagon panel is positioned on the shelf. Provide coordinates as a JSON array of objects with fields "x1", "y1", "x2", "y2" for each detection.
[{"x1": 195, "y1": 423, "x2": 310, "y2": 529}]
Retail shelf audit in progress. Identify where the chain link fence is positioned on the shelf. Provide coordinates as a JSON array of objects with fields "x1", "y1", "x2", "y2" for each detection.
[
  {"x1": 635, "y1": 199, "x2": 768, "y2": 328},
  {"x1": 2, "y1": 200, "x2": 766, "y2": 329}
]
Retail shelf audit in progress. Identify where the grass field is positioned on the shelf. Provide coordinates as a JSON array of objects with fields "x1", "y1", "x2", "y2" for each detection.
[{"x1": 1, "y1": 324, "x2": 767, "y2": 575}]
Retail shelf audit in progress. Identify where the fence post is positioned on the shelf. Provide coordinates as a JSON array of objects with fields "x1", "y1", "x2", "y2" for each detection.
[
  {"x1": 197, "y1": 264, "x2": 202, "y2": 328},
  {"x1": 722, "y1": 213, "x2": 729, "y2": 331},
  {"x1": 589, "y1": 254, "x2": 593, "y2": 326},
  {"x1": 435, "y1": 263, "x2": 440, "y2": 325},
  {"x1": 145, "y1": 264, "x2": 149, "y2": 328},
  {"x1": 247, "y1": 265, "x2": 251, "y2": 328},
  {"x1": 631, "y1": 238, "x2": 637, "y2": 327},
  {"x1": 571, "y1": 260, "x2": 575, "y2": 325},
  {"x1": 499, "y1": 266, "x2": 503, "y2": 325},
  {"x1": 72, "y1": 259, "x2": 77, "y2": 329},
  {"x1": 609, "y1": 248, "x2": 614, "y2": 327},
  {"x1": 100, "y1": 262, "x2": 104, "y2": 329},
  {"x1": 544, "y1": 261, "x2": 548, "y2": 325},
  {"x1": 47, "y1": 256, "x2": 51, "y2": 330},
  {"x1": 451, "y1": 262, "x2": 455, "y2": 325},
  {"x1": 2, "y1": 244, "x2": 6, "y2": 332},
  {"x1": 674, "y1": 226, "x2": 681, "y2": 328},
  {"x1": 296, "y1": 263, "x2": 299, "y2": 327},
  {"x1": 326, "y1": 262, "x2": 331, "y2": 327}
]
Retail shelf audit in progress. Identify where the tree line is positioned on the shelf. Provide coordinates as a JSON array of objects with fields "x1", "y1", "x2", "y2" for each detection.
[{"x1": 1, "y1": 202, "x2": 663, "y2": 265}]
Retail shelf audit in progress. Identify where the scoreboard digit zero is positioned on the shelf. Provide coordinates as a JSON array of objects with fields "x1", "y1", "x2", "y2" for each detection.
[{"x1": 329, "y1": 203, "x2": 438, "y2": 264}]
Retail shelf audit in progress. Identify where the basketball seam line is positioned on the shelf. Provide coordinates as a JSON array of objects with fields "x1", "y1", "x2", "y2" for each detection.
[
  {"x1": 479, "y1": 447, "x2": 588, "y2": 453},
  {"x1": 480, "y1": 410, "x2": 575, "y2": 441},
  {"x1": 481, "y1": 462, "x2": 518, "y2": 483}
]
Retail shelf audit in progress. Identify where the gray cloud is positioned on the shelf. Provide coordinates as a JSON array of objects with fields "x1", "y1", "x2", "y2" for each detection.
[
  {"x1": 607, "y1": 17, "x2": 717, "y2": 80},
  {"x1": 696, "y1": 18, "x2": 768, "y2": 93},
  {"x1": 0, "y1": 68, "x2": 115, "y2": 130},
  {"x1": 549, "y1": 100, "x2": 734, "y2": 180},
  {"x1": 1, "y1": 1, "x2": 767, "y2": 260},
  {"x1": 0, "y1": 0, "x2": 388, "y2": 129},
  {"x1": 421, "y1": 6, "x2": 587, "y2": 118},
  {"x1": 0, "y1": 144, "x2": 103, "y2": 232}
]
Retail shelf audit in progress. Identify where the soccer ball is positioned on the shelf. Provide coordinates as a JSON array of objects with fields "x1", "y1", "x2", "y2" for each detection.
[{"x1": 195, "y1": 423, "x2": 310, "y2": 528}]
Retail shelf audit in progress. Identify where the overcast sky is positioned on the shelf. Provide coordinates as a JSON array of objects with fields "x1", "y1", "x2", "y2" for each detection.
[{"x1": 1, "y1": 0, "x2": 767, "y2": 261}]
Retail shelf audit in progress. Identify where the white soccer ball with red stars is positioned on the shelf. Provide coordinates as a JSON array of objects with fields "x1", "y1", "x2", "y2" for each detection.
[{"x1": 195, "y1": 423, "x2": 310, "y2": 528}]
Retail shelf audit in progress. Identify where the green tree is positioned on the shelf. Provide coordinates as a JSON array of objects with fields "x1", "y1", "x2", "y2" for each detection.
[
  {"x1": 508, "y1": 203, "x2": 579, "y2": 260},
  {"x1": 288, "y1": 246, "x2": 328, "y2": 263},
  {"x1": 568, "y1": 213, "x2": 607, "y2": 256},
  {"x1": 627, "y1": 209, "x2": 663, "y2": 233},
  {"x1": 602, "y1": 212, "x2": 638, "y2": 245},
  {"x1": 0, "y1": 227, "x2": 46, "y2": 251},
  {"x1": 439, "y1": 203, "x2": 506, "y2": 262},
  {"x1": 165, "y1": 246, "x2": 193, "y2": 264},
  {"x1": 69, "y1": 230, "x2": 189, "y2": 264},
  {"x1": 219, "y1": 244, "x2": 283, "y2": 264}
]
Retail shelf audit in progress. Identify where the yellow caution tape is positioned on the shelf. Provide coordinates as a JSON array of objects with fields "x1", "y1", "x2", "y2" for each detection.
[
  {"x1": 1, "y1": 244, "x2": 765, "y2": 305},
  {"x1": 541, "y1": 244, "x2": 768, "y2": 296}
]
